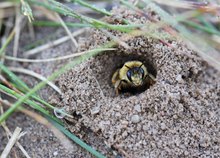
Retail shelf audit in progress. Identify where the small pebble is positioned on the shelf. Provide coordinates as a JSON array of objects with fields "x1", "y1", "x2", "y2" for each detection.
[
  {"x1": 30, "y1": 136, "x2": 37, "y2": 142},
  {"x1": 142, "y1": 125, "x2": 148, "y2": 131},
  {"x1": 53, "y1": 151, "x2": 58, "y2": 156},
  {"x1": 90, "y1": 106, "x2": 100, "y2": 115},
  {"x1": 121, "y1": 120, "x2": 129, "y2": 125},
  {"x1": 122, "y1": 131, "x2": 128, "y2": 137},
  {"x1": 131, "y1": 115, "x2": 140, "y2": 123},
  {"x1": 160, "y1": 123, "x2": 166, "y2": 130},
  {"x1": 134, "y1": 104, "x2": 141, "y2": 112}
]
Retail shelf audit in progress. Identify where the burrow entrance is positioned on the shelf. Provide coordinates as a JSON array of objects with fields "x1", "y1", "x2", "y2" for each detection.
[{"x1": 91, "y1": 51, "x2": 157, "y2": 97}]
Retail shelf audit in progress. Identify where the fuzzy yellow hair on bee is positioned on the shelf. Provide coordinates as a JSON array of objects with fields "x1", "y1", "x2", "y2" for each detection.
[{"x1": 112, "y1": 61, "x2": 156, "y2": 95}]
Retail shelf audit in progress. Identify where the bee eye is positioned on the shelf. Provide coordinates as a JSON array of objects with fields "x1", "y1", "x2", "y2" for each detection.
[
  {"x1": 139, "y1": 68, "x2": 144, "y2": 74},
  {"x1": 127, "y1": 70, "x2": 132, "y2": 82},
  {"x1": 139, "y1": 68, "x2": 145, "y2": 78}
]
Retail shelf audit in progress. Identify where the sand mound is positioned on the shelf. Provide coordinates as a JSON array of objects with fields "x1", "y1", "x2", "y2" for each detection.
[{"x1": 51, "y1": 7, "x2": 220, "y2": 157}]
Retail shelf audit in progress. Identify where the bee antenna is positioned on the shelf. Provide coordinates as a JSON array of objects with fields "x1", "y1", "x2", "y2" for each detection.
[
  {"x1": 124, "y1": 65, "x2": 131, "y2": 69},
  {"x1": 139, "y1": 63, "x2": 144, "y2": 68}
]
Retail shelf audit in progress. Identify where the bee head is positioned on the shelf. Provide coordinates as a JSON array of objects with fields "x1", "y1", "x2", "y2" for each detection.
[{"x1": 127, "y1": 67, "x2": 145, "y2": 86}]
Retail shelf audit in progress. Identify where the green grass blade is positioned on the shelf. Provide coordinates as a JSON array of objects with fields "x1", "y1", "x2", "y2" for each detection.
[
  {"x1": 46, "y1": 115, "x2": 106, "y2": 158},
  {"x1": 182, "y1": 20, "x2": 220, "y2": 36},
  {"x1": 28, "y1": 0, "x2": 139, "y2": 32},
  {"x1": 73, "y1": 0, "x2": 112, "y2": 16},
  {"x1": 33, "y1": 21, "x2": 91, "y2": 27},
  {"x1": 0, "y1": 29, "x2": 15, "y2": 57},
  {"x1": 0, "y1": 84, "x2": 63, "y2": 125},
  {"x1": 0, "y1": 62, "x2": 30, "y2": 92},
  {"x1": 198, "y1": 16, "x2": 218, "y2": 32},
  {"x1": 0, "y1": 47, "x2": 115, "y2": 123},
  {"x1": 0, "y1": 62, "x2": 61, "y2": 112}
]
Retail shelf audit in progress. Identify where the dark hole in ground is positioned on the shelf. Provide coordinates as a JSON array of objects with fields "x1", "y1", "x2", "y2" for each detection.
[{"x1": 93, "y1": 52, "x2": 157, "y2": 97}]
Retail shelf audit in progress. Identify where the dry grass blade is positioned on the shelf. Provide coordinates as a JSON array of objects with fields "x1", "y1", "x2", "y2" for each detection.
[
  {"x1": 0, "y1": 75, "x2": 21, "y2": 94},
  {"x1": 1, "y1": 126, "x2": 30, "y2": 158},
  {"x1": 23, "y1": 28, "x2": 86, "y2": 57},
  {"x1": 0, "y1": 88, "x2": 17, "y2": 100},
  {"x1": 0, "y1": 127, "x2": 22, "y2": 158},
  {"x1": 145, "y1": 2, "x2": 220, "y2": 71},
  {"x1": 0, "y1": 8, "x2": 16, "y2": 19},
  {"x1": 9, "y1": 67, "x2": 62, "y2": 95},
  {"x1": 36, "y1": 1, "x2": 78, "y2": 48},
  {"x1": 0, "y1": 2, "x2": 16, "y2": 19},
  {"x1": 33, "y1": 5, "x2": 57, "y2": 21},
  {"x1": 152, "y1": 0, "x2": 208, "y2": 9},
  {"x1": 0, "y1": 28, "x2": 15, "y2": 57},
  {"x1": 0, "y1": 106, "x2": 31, "y2": 158},
  {"x1": 13, "y1": 6, "x2": 23, "y2": 57},
  {"x1": 0, "y1": 99, "x2": 75, "y2": 152},
  {"x1": 55, "y1": 13, "x2": 78, "y2": 48},
  {"x1": 0, "y1": 2, "x2": 16, "y2": 9},
  {"x1": 6, "y1": 48, "x2": 116, "y2": 63},
  {"x1": 27, "y1": 20, "x2": 35, "y2": 40}
]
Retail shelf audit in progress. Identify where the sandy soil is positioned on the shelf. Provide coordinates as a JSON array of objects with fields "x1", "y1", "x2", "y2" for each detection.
[
  {"x1": 52, "y1": 7, "x2": 220, "y2": 157},
  {"x1": 1, "y1": 5, "x2": 220, "y2": 158}
]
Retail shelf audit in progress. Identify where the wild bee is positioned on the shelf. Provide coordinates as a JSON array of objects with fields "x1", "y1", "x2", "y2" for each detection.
[{"x1": 112, "y1": 61, "x2": 156, "y2": 95}]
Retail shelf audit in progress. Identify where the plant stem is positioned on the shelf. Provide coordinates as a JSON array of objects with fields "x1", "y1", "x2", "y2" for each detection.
[
  {"x1": 72, "y1": 0, "x2": 112, "y2": 16},
  {"x1": 0, "y1": 29, "x2": 15, "y2": 57},
  {"x1": 0, "y1": 47, "x2": 114, "y2": 123}
]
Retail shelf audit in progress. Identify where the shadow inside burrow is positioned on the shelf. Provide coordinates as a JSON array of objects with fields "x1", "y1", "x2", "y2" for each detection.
[{"x1": 91, "y1": 51, "x2": 157, "y2": 97}]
